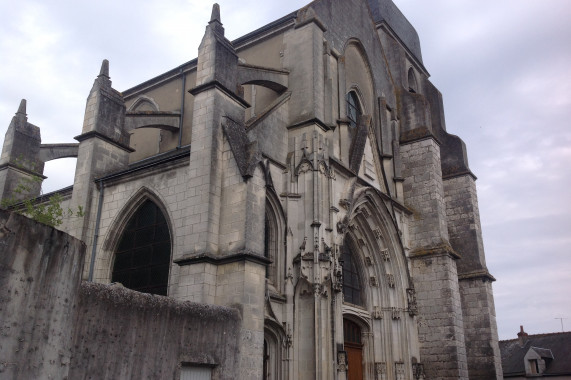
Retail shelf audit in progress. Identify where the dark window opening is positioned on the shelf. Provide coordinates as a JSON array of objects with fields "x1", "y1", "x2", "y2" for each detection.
[
  {"x1": 264, "y1": 214, "x2": 271, "y2": 280},
  {"x1": 346, "y1": 91, "x2": 361, "y2": 129},
  {"x1": 341, "y1": 245, "x2": 363, "y2": 306},
  {"x1": 343, "y1": 319, "x2": 362, "y2": 345},
  {"x1": 529, "y1": 359, "x2": 539, "y2": 374},
  {"x1": 112, "y1": 200, "x2": 171, "y2": 295},
  {"x1": 408, "y1": 67, "x2": 418, "y2": 93},
  {"x1": 263, "y1": 339, "x2": 269, "y2": 380}
]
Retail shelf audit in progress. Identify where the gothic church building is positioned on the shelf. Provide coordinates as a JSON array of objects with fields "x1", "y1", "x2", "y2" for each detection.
[{"x1": 0, "y1": 0, "x2": 502, "y2": 379}]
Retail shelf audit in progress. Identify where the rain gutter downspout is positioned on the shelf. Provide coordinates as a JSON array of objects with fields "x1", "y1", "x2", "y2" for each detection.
[
  {"x1": 177, "y1": 67, "x2": 186, "y2": 148},
  {"x1": 88, "y1": 179, "x2": 104, "y2": 282}
]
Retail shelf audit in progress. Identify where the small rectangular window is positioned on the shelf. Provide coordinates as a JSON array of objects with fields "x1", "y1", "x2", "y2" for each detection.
[
  {"x1": 529, "y1": 359, "x2": 539, "y2": 374},
  {"x1": 180, "y1": 365, "x2": 212, "y2": 380}
]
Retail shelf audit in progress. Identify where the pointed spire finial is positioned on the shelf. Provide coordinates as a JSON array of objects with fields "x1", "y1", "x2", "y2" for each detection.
[
  {"x1": 16, "y1": 99, "x2": 27, "y2": 116},
  {"x1": 98, "y1": 59, "x2": 110, "y2": 78},
  {"x1": 210, "y1": 3, "x2": 221, "y2": 24}
]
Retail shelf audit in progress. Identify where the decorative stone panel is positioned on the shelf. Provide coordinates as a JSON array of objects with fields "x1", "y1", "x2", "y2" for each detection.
[
  {"x1": 381, "y1": 248, "x2": 390, "y2": 261},
  {"x1": 372, "y1": 306, "x2": 382, "y2": 319},
  {"x1": 375, "y1": 362, "x2": 387, "y2": 380},
  {"x1": 387, "y1": 274, "x2": 395, "y2": 288}
]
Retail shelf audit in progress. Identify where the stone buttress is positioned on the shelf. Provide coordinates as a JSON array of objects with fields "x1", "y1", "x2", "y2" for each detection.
[
  {"x1": 0, "y1": 100, "x2": 45, "y2": 202},
  {"x1": 173, "y1": 5, "x2": 268, "y2": 379},
  {"x1": 67, "y1": 60, "x2": 132, "y2": 277}
]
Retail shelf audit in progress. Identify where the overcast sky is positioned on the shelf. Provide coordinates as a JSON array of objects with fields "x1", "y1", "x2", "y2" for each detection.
[{"x1": 1, "y1": 0, "x2": 570, "y2": 340}]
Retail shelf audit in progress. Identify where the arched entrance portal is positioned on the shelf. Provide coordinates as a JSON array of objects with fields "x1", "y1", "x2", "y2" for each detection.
[{"x1": 344, "y1": 318, "x2": 363, "y2": 380}]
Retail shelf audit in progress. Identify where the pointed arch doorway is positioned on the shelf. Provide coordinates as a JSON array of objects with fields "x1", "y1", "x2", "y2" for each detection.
[{"x1": 344, "y1": 318, "x2": 364, "y2": 380}]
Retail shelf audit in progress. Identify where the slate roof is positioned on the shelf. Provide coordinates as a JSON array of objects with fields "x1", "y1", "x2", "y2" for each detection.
[
  {"x1": 367, "y1": 0, "x2": 423, "y2": 64},
  {"x1": 499, "y1": 331, "x2": 571, "y2": 377}
]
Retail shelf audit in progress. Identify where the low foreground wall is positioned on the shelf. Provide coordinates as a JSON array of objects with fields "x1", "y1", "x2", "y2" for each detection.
[
  {"x1": 0, "y1": 211, "x2": 240, "y2": 379},
  {"x1": 0, "y1": 210, "x2": 86, "y2": 379},
  {"x1": 69, "y1": 282, "x2": 240, "y2": 379}
]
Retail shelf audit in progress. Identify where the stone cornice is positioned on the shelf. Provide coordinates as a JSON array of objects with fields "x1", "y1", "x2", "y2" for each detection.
[
  {"x1": 174, "y1": 250, "x2": 271, "y2": 267},
  {"x1": 408, "y1": 243, "x2": 460, "y2": 260},
  {"x1": 458, "y1": 269, "x2": 496, "y2": 282},
  {"x1": 189, "y1": 80, "x2": 250, "y2": 108},
  {"x1": 74, "y1": 131, "x2": 134, "y2": 153}
]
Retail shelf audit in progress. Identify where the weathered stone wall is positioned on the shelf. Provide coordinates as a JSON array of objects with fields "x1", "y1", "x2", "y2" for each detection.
[
  {"x1": 69, "y1": 282, "x2": 241, "y2": 380},
  {"x1": 0, "y1": 210, "x2": 86, "y2": 379},
  {"x1": 400, "y1": 138, "x2": 449, "y2": 251},
  {"x1": 401, "y1": 137, "x2": 469, "y2": 379},
  {"x1": 459, "y1": 278, "x2": 503, "y2": 380},
  {"x1": 443, "y1": 174, "x2": 487, "y2": 273},
  {"x1": 444, "y1": 174, "x2": 503, "y2": 378},
  {"x1": 410, "y1": 254, "x2": 469, "y2": 379}
]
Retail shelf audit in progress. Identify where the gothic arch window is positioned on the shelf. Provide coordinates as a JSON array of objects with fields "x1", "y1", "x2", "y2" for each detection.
[
  {"x1": 264, "y1": 210, "x2": 276, "y2": 284},
  {"x1": 264, "y1": 194, "x2": 284, "y2": 292},
  {"x1": 341, "y1": 243, "x2": 364, "y2": 306},
  {"x1": 111, "y1": 200, "x2": 171, "y2": 295},
  {"x1": 346, "y1": 91, "x2": 362, "y2": 129},
  {"x1": 408, "y1": 67, "x2": 418, "y2": 93},
  {"x1": 263, "y1": 326, "x2": 283, "y2": 380}
]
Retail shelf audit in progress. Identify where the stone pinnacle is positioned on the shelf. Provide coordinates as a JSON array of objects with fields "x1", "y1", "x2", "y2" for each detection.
[
  {"x1": 99, "y1": 59, "x2": 110, "y2": 78},
  {"x1": 210, "y1": 3, "x2": 221, "y2": 24},
  {"x1": 16, "y1": 99, "x2": 27, "y2": 116}
]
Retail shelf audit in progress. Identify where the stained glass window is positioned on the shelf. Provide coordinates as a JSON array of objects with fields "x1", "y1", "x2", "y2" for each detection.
[{"x1": 112, "y1": 200, "x2": 171, "y2": 295}]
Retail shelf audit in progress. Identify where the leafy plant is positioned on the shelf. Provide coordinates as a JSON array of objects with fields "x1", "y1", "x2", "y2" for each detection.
[{"x1": 1, "y1": 159, "x2": 83, "y2": 227}]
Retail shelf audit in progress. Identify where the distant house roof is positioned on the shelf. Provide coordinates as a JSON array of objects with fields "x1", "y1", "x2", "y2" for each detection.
[{"x1": 500, "y1": 330, "x2": 571, "y2": 377}]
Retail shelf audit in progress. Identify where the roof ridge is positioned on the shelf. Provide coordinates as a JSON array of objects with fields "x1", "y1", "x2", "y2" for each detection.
[{"x1": 500, "y1": 331, "x2": 571, "y2": 342}]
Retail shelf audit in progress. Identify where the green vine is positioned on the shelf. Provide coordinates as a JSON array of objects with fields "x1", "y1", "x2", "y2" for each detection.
[{"x1": 1, "y1": 158, "x2": 83, "y2": 227}]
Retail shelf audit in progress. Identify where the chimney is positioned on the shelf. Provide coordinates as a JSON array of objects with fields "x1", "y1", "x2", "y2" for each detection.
[{"x1": 517, "y1": 325, "x2": 528, "y2": 347}]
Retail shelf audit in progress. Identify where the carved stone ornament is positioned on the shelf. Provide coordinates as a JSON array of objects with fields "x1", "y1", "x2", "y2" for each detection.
[
  {"x1": 370, "y1": 276, "x2": 378, "y2": 287},
  {"x1": 374, "y1": 227, "x2": 382, "y2": 239},
  {"x1": 285, "y1": 267, "x2": 294, "y2": 282},
  {"x1": 412, "y1": 362, "x2": 425, "y2": 380},
  {"x1": 372, "y1": 306, "x2": 382, "y2": 319},
  {"x1": 336, "y1": 220, "x2": 348, "y2": 234},
  {"x1": 365, "y1": 256, "x2": 372, "y2": 266},
  {"x1": 395, "y1": 362, "x2": 405, "y2": 380},
  {"x1": 375, "y1": 362, "x2": 387, "y2": 380},
  {"x1": 295, "y1": 159, "x2": 313, "y2": 176},
  {"x1": 337, "y1": 351, "x2": 348, "y2": 372},
  {"x1": 282, "y1": 324, "x2": 293, "y2": 349},
  {"x1": 407, "y1": 288, "x2": 418, "y2": 316},
  {"x1": 387, "y1": 273, "x2": 395, "y2": 288},
  {"x1": 391, "y1": 307, "x2": 400, "y2": 320},
  {"x1": 381, "y1": 248, "x2": 390, "y2": 261},
  {"x1": 359, "y1": 207, "x2": 370, "y2": 218},
  {"x1": 339, "y1": 198, "x2": 351, "y2": 210}
]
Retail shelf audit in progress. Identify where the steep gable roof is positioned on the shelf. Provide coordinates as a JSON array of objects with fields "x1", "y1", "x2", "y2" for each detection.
[{"x1": 500, "y1": 331, "x2": 571, "y2": 376}]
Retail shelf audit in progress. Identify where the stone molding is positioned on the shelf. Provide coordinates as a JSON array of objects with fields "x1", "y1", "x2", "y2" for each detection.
[{"x1": 174, "y1": 250, "x2": 271, "y2": 267}]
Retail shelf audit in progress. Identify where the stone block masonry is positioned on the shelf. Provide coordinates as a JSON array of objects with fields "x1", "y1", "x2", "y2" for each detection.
[
  {"x1": 410, "y1": 254, "x2": 469, "y2": 379},
  {"x1": 400, "y1": 138, "x2": 449, "y2": 251}
]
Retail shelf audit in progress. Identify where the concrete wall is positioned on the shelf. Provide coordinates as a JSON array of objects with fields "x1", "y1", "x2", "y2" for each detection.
[
  {"x1": 0, "y1": 210, "x2": 86, "y2": 380},
  {"x1": 69, "y1": 282, "x2": 240, "y2": 380},
  {"x1": 0, "y1": 210, "x2": 241, "y2": 380}
]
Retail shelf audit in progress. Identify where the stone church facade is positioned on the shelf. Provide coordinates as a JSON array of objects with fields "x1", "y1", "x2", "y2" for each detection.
[{"x1": 0, "y1": 0, "x2": 503, "y2": 379}]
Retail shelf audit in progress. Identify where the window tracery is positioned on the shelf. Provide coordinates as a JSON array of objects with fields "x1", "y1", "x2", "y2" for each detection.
[{"x1": 111, "y1": 200, "x2": 171, "y2": 295}]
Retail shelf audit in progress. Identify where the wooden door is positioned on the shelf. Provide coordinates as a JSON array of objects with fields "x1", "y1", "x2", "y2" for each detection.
[
  {"x1": 346, "y1": 343, "x2": 363, "y2": 380},
  {"x1": 344, "y1": 319, "x2": 363, "y2": 380}
]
